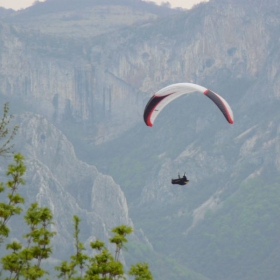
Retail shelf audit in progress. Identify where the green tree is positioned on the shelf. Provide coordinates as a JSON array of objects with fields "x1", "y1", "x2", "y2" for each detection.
[
  {"x1": 0, "y1": 153, "x2": 26, "y2": 245},
  {"x1": 56, "y1": 220, "x2": 152, "y2": 280},
  {"x1": 110, "y1": 225, "x2": 133, "y2": 261},
  {"x1": 1, "y1": 202, "x2": 56, "y2": 279},
  {"x1": 55, "y1": 215, "x2": 89, "y2": 279},
  {"x1": 129, "y1": 263, "x2": 153, "y2": 280},
  {"x1": 55, "y1": 218, "x2": 126, "y2": 280}
]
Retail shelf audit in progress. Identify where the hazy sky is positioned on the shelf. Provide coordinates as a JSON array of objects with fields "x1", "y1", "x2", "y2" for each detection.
[{"x1": 0, "y1": 0, "x2": 207, "y2": 11}]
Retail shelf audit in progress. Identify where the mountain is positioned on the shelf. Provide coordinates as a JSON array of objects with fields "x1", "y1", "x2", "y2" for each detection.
[{"x1": 0, "y1": 0, "x2": 280, "y2": 279}]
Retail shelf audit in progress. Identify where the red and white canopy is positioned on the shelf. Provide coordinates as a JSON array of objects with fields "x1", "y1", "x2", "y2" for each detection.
[{"x1": 143, "y1": 83, "x2": 234, "y2": 127}]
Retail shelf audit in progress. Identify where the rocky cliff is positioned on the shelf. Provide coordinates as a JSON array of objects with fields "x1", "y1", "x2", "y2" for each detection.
[
  {"x1": 1, "y1": 0, "x2": 279, "y2": 145},
  {"x1": 10, "y1": 113, "x2": 134, "y2": 260}
]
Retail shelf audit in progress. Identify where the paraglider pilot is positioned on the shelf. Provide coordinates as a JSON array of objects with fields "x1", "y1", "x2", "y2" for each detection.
[{"x1": 172, "y1": 172, "x2": 189, "y2": 185}]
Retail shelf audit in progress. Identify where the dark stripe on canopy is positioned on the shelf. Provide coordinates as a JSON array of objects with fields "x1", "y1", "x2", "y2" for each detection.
[
  {"x1": 204, "y1": 90, "x2": 233, "y2": 124},
  {"x1": 143, "y1": 95, "x2": 170, "y2": 126}
]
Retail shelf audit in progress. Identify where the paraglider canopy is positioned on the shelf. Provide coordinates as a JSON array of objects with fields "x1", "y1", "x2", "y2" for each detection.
[{"x1": 143, "y1": 83, "x2": 234, "y2": 126}]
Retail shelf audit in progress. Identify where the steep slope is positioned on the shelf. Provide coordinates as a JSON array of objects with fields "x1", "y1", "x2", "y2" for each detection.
[{"x1": 9, "y1": 112, "x2": 134, "y2": 260}]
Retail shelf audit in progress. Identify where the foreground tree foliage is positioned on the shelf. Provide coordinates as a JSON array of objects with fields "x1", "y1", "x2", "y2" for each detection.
[
  {"x1": 129, "y1": 263, "x2": 153, "y2": 280},
  {"x1": 55, "y1": 217, "x2": 152, "y2": 280},
  {"x1": 1, "y1": 202, "x2": 55, "y2": 279},
  {"x1": 0, "y1": 103, "x2": 153, "y2": 279},
  {"x1": 0, "y1": 153, "x2": 26, "y2": 245}
]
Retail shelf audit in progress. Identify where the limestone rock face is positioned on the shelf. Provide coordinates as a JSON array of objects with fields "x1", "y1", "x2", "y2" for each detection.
[
  {"x1": 13, "y1": 113, "x2": 133, "y2": 259},
  {"x1": 1, "y1": 0, "x2": 279, "y2": 145}
]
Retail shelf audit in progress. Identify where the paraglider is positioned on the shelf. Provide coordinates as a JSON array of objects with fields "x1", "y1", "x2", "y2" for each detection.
[
  {"x1": 143, "y1": 83, "x2": 234, "y2": 127},
  {"x1": 171, "y1": 172, "x2": 189, "y2": 185},
  {"x1": 143, "y1": 83, "x2": 234, "y2": 185}
]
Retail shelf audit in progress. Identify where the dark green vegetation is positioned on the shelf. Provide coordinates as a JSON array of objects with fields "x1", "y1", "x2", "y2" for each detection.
[{"x1": 181, "y1": 178, "x2": 280, "y2": 280}]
